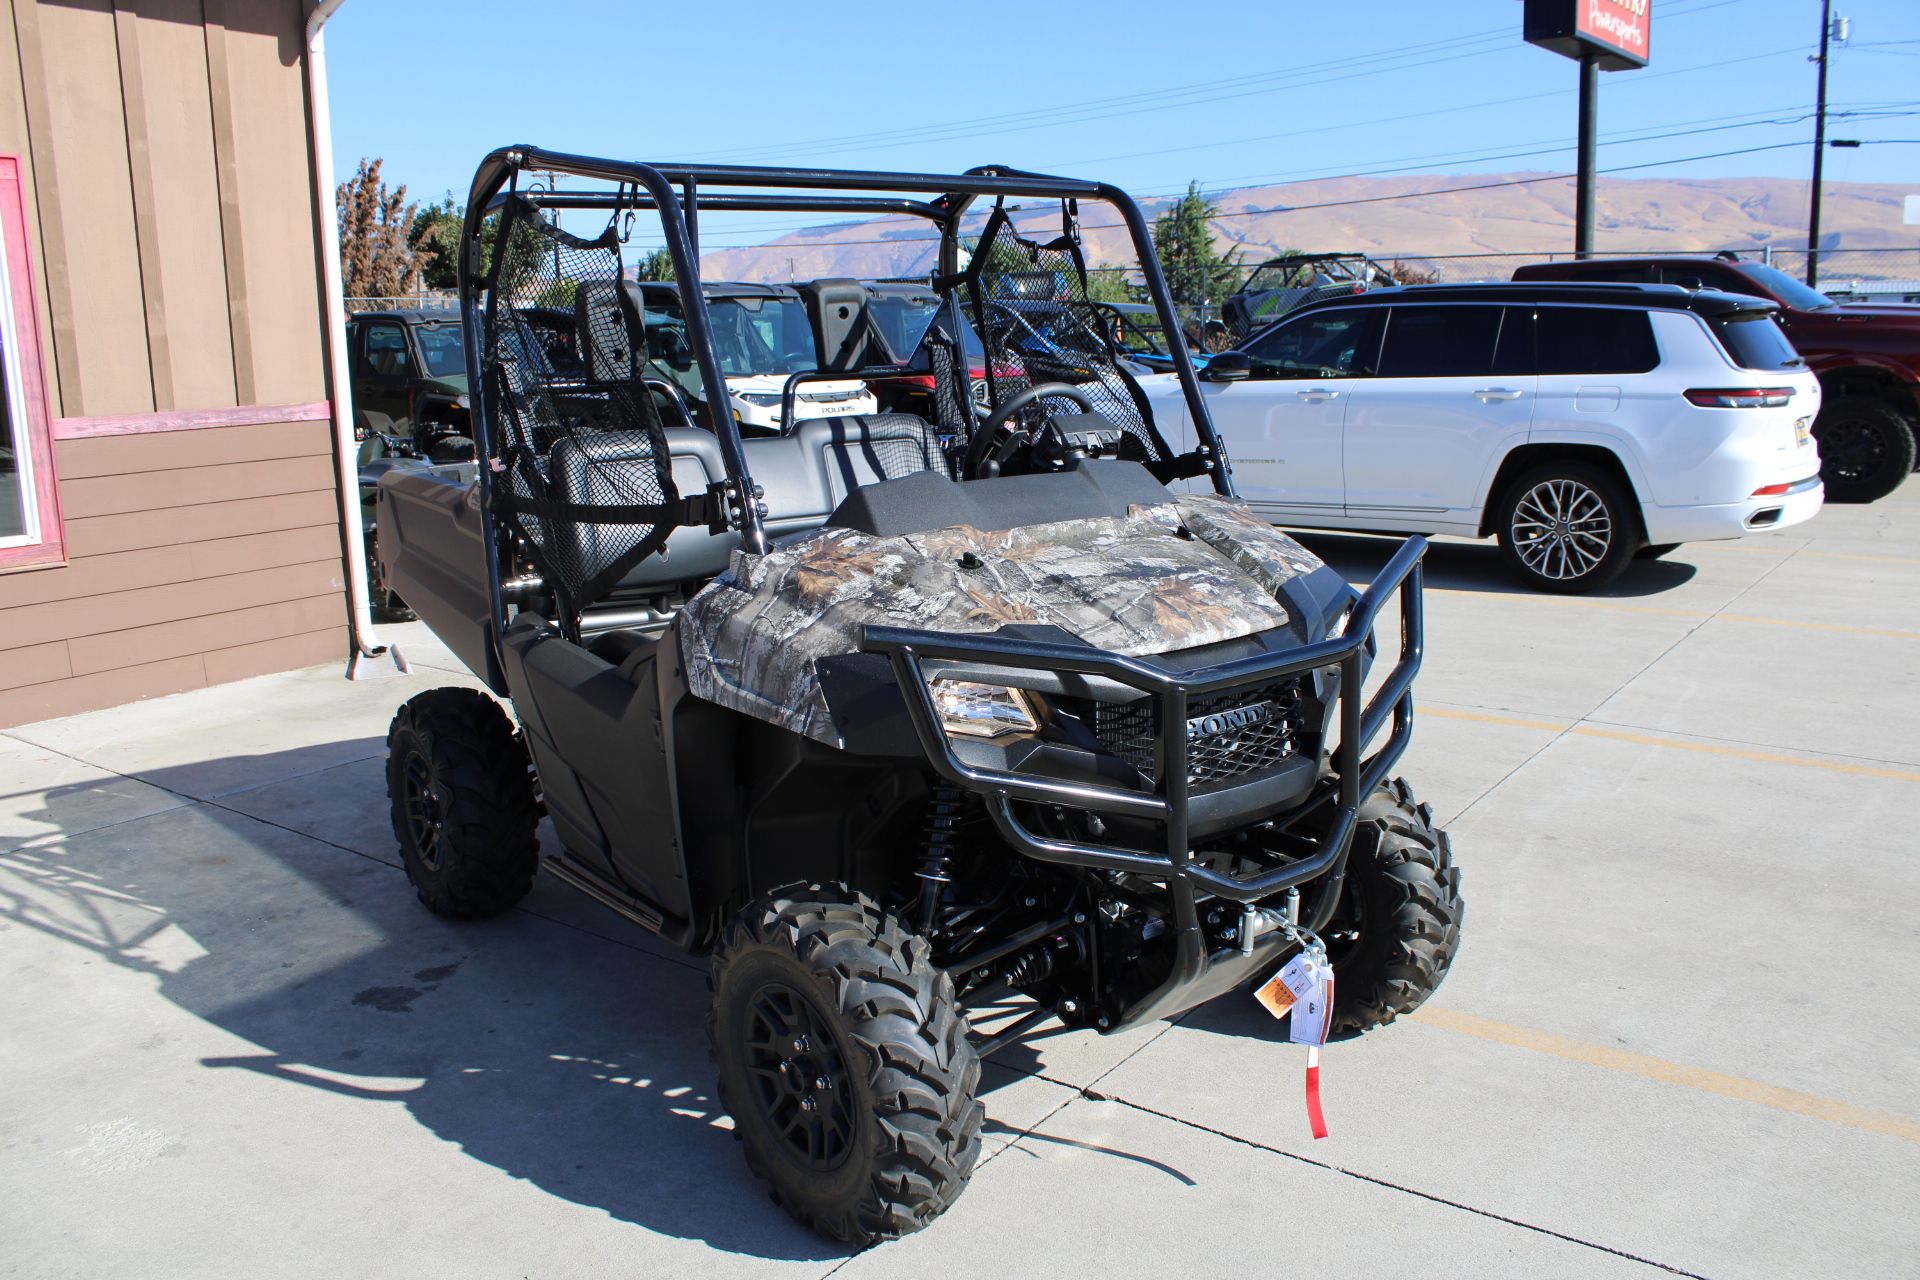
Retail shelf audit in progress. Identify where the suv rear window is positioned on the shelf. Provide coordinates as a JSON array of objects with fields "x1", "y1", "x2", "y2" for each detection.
[
  {"x1": 1713, "y1": 312, "x2": 1804, "y2": 371},
  {"x1": 1535, "y1": 307, "x2": 1658, "y2": 375}
]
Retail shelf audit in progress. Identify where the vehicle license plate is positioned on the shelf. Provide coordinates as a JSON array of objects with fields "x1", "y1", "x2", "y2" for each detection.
[{"x1": 1794, "y1": 417, "x2": 1812, "y2": 446}]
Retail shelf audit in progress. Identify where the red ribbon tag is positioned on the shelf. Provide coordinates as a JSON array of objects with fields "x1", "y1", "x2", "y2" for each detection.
[{"x1": 1305, "y1": 1044, "x2": 1328, "y2": 1139}]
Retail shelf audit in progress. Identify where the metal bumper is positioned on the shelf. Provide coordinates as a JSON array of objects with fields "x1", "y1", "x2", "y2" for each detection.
[{"x1": 862, "y1": 535, "x2": 1428, "y2": 1030}]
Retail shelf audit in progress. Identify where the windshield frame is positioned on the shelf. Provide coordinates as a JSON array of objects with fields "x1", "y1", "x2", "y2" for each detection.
[{"x1": 1733, "y1": 261, "x2": 1836, "y2": 312}]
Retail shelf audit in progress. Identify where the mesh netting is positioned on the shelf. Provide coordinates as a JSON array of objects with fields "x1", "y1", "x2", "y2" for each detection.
[
  {"x1": 481, "y1": 196, "x2": 683, "y2": 616},
  {"x1": 963, "y1": 205, "x2": 1174, "y2": 465}
]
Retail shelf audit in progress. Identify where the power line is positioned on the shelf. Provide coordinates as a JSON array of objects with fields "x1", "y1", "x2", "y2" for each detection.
[{"x1": 696, "y1": 140, "x2": 1823, "y2": 256}]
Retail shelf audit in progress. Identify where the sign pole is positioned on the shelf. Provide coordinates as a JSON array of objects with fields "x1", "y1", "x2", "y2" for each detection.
[
  {"x1": 1807, "y1": 0, "x2": 1832, "y2": 288},
  {"x1": 1576, "y1": 50, "x2": 1599, "y2": 258}
]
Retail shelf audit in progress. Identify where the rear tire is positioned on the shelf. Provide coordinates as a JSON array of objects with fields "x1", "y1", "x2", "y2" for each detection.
[
  {"x1": 386, "y1": 688, "x2": 538, "y2": 918},
  {"x1": 1494, "y1": 460, "x2": 1639, "y2": 593},
  {"x1": 708, "y1": 887, "x2": 983, "y2": 1246},
  {"x1": 1814, "y1": 396, "x2": 1915, "y2": 503},
  {"x1": 1324, "y1": 779, "x2": 1463, "y2": 1037},
  {"x1": 427, "y1": 434, "x2": 476, "y2": 464}
]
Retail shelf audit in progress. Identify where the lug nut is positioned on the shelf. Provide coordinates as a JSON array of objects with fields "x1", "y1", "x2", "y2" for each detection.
[
  {"x1": 792, "y1": 1036, "x2": 809, "y2": 1053},
  {"x1": 800, "y1": 1096, "x2": 817, "y2": 1112},
  {"x1": 814, "y1": 1075, "x2": 832, "y2": 1091}
]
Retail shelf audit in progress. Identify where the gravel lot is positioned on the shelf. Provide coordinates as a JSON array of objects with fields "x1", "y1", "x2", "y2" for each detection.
[{"x1": 3, "y1": 485, "x2": 1916, "y2": 1279}]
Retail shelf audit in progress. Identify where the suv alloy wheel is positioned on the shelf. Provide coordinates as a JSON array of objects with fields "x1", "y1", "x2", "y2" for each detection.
[{"x1": 1495, "y1": 460, "x2": 1640, "y2": 593}]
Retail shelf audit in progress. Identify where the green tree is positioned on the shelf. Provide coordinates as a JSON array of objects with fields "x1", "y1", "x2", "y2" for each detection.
[
  {"x1": 1084, "y1": 265, "x2": 1138, "y2": 305},
  {"x1": 1152, "y1": 181, "x2": 1239, "y2": 309},
  {"x1": 408, "y1": 194, "x2": 464, "y2": 290},
  {"x1": 632, "y1": 247, "x2": 675, "y2": 282}
]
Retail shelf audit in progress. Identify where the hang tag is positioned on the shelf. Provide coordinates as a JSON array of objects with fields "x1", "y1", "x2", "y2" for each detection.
[{"x1": 1285, "y1": 952, "x2": 1333, "y2": 1048}]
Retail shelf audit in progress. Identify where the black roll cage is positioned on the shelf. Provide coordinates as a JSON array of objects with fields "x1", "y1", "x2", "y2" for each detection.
[{"x1": 456, "y1": 146, "x2": 1235, "y2": 643}]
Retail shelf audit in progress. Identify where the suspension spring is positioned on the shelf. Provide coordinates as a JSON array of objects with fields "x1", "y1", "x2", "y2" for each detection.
[{"x1": 916, "y1": 782, "x2": 964, "y2": 934}]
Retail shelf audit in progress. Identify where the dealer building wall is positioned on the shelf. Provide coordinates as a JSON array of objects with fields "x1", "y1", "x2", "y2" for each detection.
[{"x1": 0, "y1": 0, "x2": 349, "y2": 727}]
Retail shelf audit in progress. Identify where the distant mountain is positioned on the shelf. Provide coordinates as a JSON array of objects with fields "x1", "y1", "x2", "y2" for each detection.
[{"x1": 699, "y1": 172, "x2": 1916, "y2": 281}]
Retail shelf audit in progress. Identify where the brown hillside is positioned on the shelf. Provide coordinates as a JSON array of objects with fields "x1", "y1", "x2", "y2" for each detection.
[{"x1": 700, "y1": 172, "x2": 1915, "y2": 281}]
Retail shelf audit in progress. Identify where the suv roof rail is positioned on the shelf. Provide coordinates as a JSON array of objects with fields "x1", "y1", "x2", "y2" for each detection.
[{"x1": 1293, "y1": 281, "x2": 1780, "y2": 318}]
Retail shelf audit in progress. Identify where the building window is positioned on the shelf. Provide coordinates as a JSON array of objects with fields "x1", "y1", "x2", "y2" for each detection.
[{"x1": 0, "y1": 155, "x2": 61, "y2": 572}]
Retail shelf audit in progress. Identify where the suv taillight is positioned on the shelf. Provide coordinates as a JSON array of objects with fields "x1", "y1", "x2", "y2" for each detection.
[{"x1": 1684, "y1": 387, "x2": 1794, "y2": 408}]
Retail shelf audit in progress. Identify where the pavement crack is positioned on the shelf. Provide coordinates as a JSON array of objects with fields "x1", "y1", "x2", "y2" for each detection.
[{"x1": 1079, "y1": 1090, "x2": 1714, "y2": 1278}]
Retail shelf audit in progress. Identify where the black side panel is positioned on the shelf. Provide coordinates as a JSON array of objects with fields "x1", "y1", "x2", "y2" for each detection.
[
  {"x1": 377, "y1": 468, "x2": 501, "y2": 689},
  {"x1": 501, "y1": 620, "x2": 692, "y2": 929}
]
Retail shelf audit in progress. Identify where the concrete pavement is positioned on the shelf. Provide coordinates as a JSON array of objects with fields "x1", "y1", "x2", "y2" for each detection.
[{"x1": 3, "y1": 486, "x2": 1917, "y2": 1279}]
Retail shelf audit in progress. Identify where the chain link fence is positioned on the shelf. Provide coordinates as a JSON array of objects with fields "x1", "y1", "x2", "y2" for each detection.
[{"x1": 344, "y1": 292, "x2": 459, "y2": 313}]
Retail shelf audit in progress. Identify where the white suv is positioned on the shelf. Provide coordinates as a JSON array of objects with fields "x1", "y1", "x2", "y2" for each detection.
[{"x1": 1141, "y1": 283, "x2": 1823, "y2": 592}]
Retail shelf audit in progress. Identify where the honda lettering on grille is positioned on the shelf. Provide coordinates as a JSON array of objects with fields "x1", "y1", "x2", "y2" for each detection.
[{"x1": 1186, "y1": 700, "x2": 1274, "y2": 742}]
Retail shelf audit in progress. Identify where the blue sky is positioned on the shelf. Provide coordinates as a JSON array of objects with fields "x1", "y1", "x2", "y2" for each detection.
[{"x1": 326, "y1": 0, "x2": 1918, "y2": 249}]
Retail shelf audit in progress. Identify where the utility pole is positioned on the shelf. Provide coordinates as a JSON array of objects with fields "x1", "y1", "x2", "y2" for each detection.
[
  {"x1": 1575, "y1": 50, "x2": 1599, "y2": 257},
  {"x1": 1807, "y1": 0, "x2": 1834, "y2": 287}
]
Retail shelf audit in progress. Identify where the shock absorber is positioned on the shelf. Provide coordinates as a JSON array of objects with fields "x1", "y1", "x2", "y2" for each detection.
[{"x1": 916, "y1": 782, "x2": 964, "y2": 934}]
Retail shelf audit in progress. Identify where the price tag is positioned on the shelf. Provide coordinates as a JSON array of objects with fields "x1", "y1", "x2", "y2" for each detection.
[{"x1": 1254, "y1": 946, "x2": 1335, "y2": 1139}]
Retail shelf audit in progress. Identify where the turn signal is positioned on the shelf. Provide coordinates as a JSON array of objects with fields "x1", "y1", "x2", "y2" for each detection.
[{"x1": 1750, "y1": 482, "x2": 1792, "y2": 497}]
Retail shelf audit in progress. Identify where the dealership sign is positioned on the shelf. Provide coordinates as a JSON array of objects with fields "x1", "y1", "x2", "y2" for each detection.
[{"x1": 1525, "y1": 0, "x2": 1652, "y2": 70}]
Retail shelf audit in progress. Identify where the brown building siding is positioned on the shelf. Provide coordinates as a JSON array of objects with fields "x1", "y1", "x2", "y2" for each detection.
[
  {"x1": 0, "y1": 413, "x2": 345, "y2": 724},
  {"x1": 0, "y1": 0, "x2": 350, "y2": 729}
]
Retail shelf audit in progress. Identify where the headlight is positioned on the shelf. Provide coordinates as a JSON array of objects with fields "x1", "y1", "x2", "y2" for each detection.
[
  {"x1": 453, "y1": 393, "x2": 470, "y2": 409},
  {"x1": 738, "y1": 392, "x2": 782, "y2": 406},
  {"x1": 930, "y1": 679, "x2": 1039, "y2": 738}
]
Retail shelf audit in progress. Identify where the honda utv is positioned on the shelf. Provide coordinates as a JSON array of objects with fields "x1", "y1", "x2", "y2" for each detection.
[{"x1": 374, "y1": 147, "x2": 1463, "y2": 1245}]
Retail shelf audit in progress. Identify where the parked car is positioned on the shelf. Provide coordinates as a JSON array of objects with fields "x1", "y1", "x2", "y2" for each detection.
[
  {"x1": 1222, "y1": 252, "x2": 1396, "y2": 341},
  {"x1": 344, "y1": 310, "x2": 472, "y2": 462},
  {"x1": 849, "y1": 279, "x2": 993, "y2": 420},
  {"x1": 631, "y1": 281, "x2": 878, "y2": 433},
  {"x1": 1141, "y1": 282, "x2": 1823, "y2": 593},
  {"x1": 1513, "y1": 254, "x2": 1918, "y2": 502}
]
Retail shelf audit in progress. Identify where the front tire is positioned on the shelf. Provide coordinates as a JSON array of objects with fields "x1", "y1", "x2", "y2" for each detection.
[
  {"x1": 386, "y1": 688, "x2": 538, "y2": 918},
  {"x1": 1495, "y1": 460, "x2": 1639, "y2": 593},
  {"x1": 1324, "y1": 779, "x2": 1463, "y2": 1037},
  {"x1": 709, "y1": 887, "x2": 983, "y2": 1246},
  {"x1": 1814, "y1": 396, "x2": 1915, "y2": 503}
]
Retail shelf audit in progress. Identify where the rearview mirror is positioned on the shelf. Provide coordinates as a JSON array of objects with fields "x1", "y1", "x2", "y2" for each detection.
[{"x1": 1203, "y1": 352, "x2": 1251, "y2": 382}]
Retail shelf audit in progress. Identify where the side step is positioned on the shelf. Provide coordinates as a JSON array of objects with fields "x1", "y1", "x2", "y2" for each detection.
[{"x1": 542, "y1": 855, "x2": 667, "y2": 934}]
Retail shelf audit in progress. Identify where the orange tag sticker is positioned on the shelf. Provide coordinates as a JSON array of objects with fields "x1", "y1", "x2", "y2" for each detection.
[{"x1": 1254, "y1": 969, "x2": 1298, "y2": 1020}]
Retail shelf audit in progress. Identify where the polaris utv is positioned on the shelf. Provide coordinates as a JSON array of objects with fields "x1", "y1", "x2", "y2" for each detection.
[
  {"x1": 1222, "y1": 251, "x2": 1397, "y2": 340},
  {"x1": 374, "y1": 147, "x2": 1462, "y2": 1246}
]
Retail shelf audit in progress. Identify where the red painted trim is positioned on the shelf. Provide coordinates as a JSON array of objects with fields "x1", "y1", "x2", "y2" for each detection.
[
  {"x1": 0, "y1": 154, "x2": 65, "y2": 575},
  {"x1": 52, "y1": 399, "x2": 332, "y2": 440}
]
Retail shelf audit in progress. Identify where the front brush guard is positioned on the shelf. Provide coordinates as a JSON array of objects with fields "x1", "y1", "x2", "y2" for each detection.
[{"x1": 861, "y1": 534, "x2": 1427, "y2": 1030}]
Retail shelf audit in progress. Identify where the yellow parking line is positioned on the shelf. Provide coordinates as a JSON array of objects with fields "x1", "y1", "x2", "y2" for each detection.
[
  {"x1": 1424, "y1": 705, "x2": 1920, "y2": 783},
  {"x1": 1426, "y1": 592, "x2": 1920, "y2": 642},
  {"x1": 1410, "y1": 1005, "x2": 1920, "y2": 1146}
]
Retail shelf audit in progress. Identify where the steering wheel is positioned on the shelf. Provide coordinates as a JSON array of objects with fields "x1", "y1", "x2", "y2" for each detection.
[{"x1": 964, "y1": 382, "x2": 1098, "y2": 480}]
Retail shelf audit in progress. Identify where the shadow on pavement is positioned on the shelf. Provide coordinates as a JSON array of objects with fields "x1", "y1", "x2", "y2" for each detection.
[
  {"x1": 1288, "y1": 530, "x2": 1699, "y2": 598},
  {"x1": 0, "y1": 748, "x2": 858, "y2": 1261},
  {"x1": 1, "y1": 740, "x2": 1187, "y2": 1259}
]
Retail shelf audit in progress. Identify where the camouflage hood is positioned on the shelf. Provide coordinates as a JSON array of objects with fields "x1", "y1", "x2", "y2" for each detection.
[{"x1": 678, "y1": 494, "x2": 1326, "y2": 746}]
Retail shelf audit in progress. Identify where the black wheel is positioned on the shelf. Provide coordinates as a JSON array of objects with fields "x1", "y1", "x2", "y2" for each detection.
[
  {"x1": 1495, "y1": 459, "x2": 1639, "y2": 593},
  {"x1": 1813, "y1": 396, "x2": 1915, "y2": 503},
  {"x1": 427, "y1": 434, "x2": 476, "y2": 464},
  {"x1": 708, "y1": 887, "x2": 983, "y2": 1246},
  {"x1": 385, "y1": 688, "x2": 538, "y2": 918},
  {"x1": 1323, "y1": 778, "x2": 1463, "y2": 1038},
  {"x1": 1637, "y1": 542, "x2": 1681, "y2": 561}
]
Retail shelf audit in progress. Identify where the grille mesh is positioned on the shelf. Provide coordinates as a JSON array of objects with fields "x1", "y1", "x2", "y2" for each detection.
[{"x1": 1091, "y1": 680, "x2": 1308, "y2": 787}]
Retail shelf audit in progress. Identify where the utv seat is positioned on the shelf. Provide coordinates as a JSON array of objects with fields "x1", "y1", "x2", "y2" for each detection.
[{"x1": 550, "y1": 414, "x2": 951, "y2": 610}]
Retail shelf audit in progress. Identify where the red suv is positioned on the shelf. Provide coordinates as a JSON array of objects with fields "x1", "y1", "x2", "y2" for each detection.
[{"x1": 1514, "y1": 255, "x2": 1918, "y2": 501}]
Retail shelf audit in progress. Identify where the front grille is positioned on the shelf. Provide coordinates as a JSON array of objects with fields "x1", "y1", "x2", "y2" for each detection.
[{"x1": 1090, "y1": 679, "x2": 1308, "y2": 787}]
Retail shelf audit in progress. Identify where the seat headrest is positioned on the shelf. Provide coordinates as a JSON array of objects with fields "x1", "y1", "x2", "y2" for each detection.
[{"x1": 575, "y1": 279, "x2": 648, "y2": 382}]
